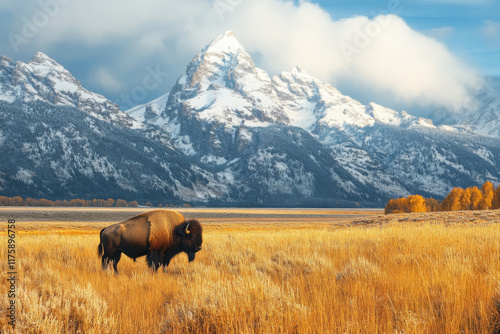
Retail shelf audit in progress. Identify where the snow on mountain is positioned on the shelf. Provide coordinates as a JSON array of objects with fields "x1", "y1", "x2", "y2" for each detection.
[
  {"x1": 430, "y1": 76, "x2": 500, "y2": 138},
  {"x1": 122, "y1": 30, "x2": 500, "y2": 201},
  {"x1": 438, "y1": 93, "x2": 500, "y2": 138},
  {"x1": 0, "y1": 100, "x2": 228, "y2": 203},
  {"x1": 126, "y1": 92, "x2": 169, "y2": 124},
  {"x1": 0, "y1": 52, "x2": 140, "y2": 128},
  {"x1": 161, "y1": 31, "x2": 287, "y2": 126},
  {"x1": 272, "y1": 66, "x2": 446, "y2": 136},
  {"x1": 180, "y1": 31, "x2": 288, "y2": 125},
  {"x1": 123, "y1": 31, "x2": 377, "y2": 204},
  {"x1": 271, "y1": 66, "x2": 500, "y2": 197},
  {"x1": 3, "y1": 31, "x2": 500, "y2": 206},
  {"x1": 470, "y1": 95, "x2": 500, "y2": 137},
  {"x1": 132, "y1": 31, "x2": 291, "y2": 158},
  {"x1": 273, "y1": 66, "x2": 373, "y2": 131}
]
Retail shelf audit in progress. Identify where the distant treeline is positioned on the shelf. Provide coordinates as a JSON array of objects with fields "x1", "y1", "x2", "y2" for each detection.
[
  {"x1": 385, "y1": 181, "x2": 500, "y2": 214},
  {"x1": 0, "y1": 196, "x2": 192, "y2": 208},
  {"x1": 0, "y1": 196, "x2": 138, "y2": 207}
]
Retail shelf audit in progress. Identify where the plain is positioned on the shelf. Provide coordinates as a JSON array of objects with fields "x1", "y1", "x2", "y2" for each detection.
[{"x1": 1, "y1": 209, "x2": 500, "y2": 333}]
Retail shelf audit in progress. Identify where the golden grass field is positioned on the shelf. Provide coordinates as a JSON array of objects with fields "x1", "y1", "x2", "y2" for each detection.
[{"x1": 2, "y1": 208, "x2": 500, "y2": 333}]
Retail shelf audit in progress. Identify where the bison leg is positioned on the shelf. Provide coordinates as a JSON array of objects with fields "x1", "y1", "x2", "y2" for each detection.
[
  {"x1": 102, "y1": 256, "x2": 110, "y2": 270},
  {"x1": 111, "y1": 252, "x2": 122, "y2": 274},
  {"x1": 146, "y1": 251, "x2": 163, "y2": 272}
]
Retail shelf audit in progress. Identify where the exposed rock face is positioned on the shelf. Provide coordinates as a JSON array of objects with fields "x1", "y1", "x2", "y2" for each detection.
[
  {"x1": 0, "y1": 52, "x2": 139, "y2": 128},
  {"x1": 1, "y1": 31, "x2": 500, "y2": 206}
]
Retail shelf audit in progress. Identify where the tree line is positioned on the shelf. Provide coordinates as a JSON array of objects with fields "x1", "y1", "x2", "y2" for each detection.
[
  {"x1": 0, "y1": 196, "x2": 139, "y2": 207},
  {"x1": 0, "y1": 196, "x2": 193, "y2": 208},
  {"x1": 385, "y1": 182, "x2": 500, "y2": 214}
]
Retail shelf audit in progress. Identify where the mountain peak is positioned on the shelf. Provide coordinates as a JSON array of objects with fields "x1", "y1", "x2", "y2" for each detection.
[
  {"x1": 0, "y1": 52, "x2": 139, "y2": 128},
  {"x1": 204, "y1": 30, "x2": 245, "y2": 54},
  {"x1": 27, "y1": 52, "x2": 68, "y2": 78},
  {"x1": 0, "y1": 55, "x2": 13, "y2": 65},
  {"x1": 30, "y1": 51, "x2": 53, "y2": 62},
  {"x1": 290, "y1": 66, "x2": 305, "y2": 74}
]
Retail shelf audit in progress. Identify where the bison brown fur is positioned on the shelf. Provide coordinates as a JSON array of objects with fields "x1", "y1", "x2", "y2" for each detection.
[{"x1": 97, "y1": 210, "x2": 202, "y2": 274}]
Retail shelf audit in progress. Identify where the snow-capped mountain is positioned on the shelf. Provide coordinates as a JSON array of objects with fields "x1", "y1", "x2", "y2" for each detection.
[
  {"x1": 470, "y1": 94, "x2": 500, "y2": 137},
  {"x1": 270, "y1": 65, "x2": 499, "y2": 198},
  {"x1": 0, "y1": 53, "x2": 226, "y2": 204},
  {"x1": 127, "y1": 31, "x2": 382, "y2": 204},
  {"x1": 272, "y1": 66, "x2": 451, "y2": 136},
  {"x1": 432, "y1": 93, "x2": 500, "y2": 138},
  {"x1": 0, "y1": 52, "x2": 139, "y2": 128},
  {"x1": 429, "y1": 76, "x2": 500, "y2": 138},
  {"x1": 0, "y1": 100, "x2": 228, "y2": 203},
  {"x1": 2, "y1": 31, "x2": 500, "y2": 205},
  {"x1": 125, "y1": 31, "x2": 500, "y2": 201},
  {"x1": 126, "y1": 92, "x2": 169, "y2": 124},
  {"x1": 142, "y1": 31, "x2": 290, "y2": 157}
]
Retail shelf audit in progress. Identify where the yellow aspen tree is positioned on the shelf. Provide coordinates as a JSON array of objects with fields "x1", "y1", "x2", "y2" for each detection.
[
  {"x1": 385, "y1": 199, "x2": 395, "y2": 214},
  {"x1": 444, "y1": 188, "x2": 464, "y2": 211},
  {"x1": 425, "y1": 198, "x2": 440, "y2": 212},
  {"x1": 440, "y1": 195, "x2": 451, "y2": 211},
  {"x1": 492, "y1": 186, "x2": 500, "y2": 210},
  {"x1": 397, "y1": 197, "x2": 410, "y2": 213},
  {"x1": 470, "y1": 186, "x2": 483, "y2": 210},
  {"x1": 408, "y1": 195, "x2": 427, "y2": 213},
  {"x1": 461, "y1": 187, "x2": 472, "y2": 210},
  {"x1": 479, "y1": 181, "x2": 495, "y2": 210},
  {"x1": 115, "y1": 199, "x2": 128, "y2": 207},
  {"x1": 388, "y1": 197, "x2": 410, "y2": 213}
]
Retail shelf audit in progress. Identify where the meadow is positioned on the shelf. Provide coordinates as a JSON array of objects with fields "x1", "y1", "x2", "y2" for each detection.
[{"x1": 1, "y1": 208, "x2": 500, "y2": 333}]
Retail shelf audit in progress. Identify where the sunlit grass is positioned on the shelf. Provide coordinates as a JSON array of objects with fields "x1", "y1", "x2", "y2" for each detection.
[{"x1": 1, "y1": 215, "x2": 500, "y2": 333}]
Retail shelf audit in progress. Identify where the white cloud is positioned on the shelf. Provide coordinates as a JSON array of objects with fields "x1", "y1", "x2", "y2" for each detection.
[
  {"x1": 335, "y1": 16, "x2": 478, "y2": 110},
  {"x1": 4, "y1": 0, "x2": 482, "y2": 112},
  {"x1": 225, "y1": 2, "x2": 480, "y2": 110},
  {"x1": 91, "y1": 67, "x2": 124, "y2": 93}
]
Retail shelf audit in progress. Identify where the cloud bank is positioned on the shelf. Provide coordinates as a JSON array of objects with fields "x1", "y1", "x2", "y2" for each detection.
[{"x1": 2, "y1": 0, "x2": 482, "y2": 112}]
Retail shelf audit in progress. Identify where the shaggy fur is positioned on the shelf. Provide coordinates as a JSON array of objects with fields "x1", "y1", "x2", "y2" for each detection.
[
  {"x1": 141, "y1": 210, "x2": 185, "y2": 252},
  {"x1": 98, "y1": 210, "x2": 203, "y2": 274},
  {"x1": 146, "y1": 251, "x2": 164, "y2": 270},
  {"x1": 174, "y1": 219, "x2": 203, "y2": 251}
]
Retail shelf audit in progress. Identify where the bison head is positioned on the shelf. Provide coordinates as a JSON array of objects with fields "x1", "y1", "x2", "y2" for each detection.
[{"x1": 174, "y1": 219, "x2": 203, "y2": 262}]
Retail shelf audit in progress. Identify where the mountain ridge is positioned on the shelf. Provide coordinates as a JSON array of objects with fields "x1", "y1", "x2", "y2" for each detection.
[
  {"x1": 0, "y1": 52, "x2": 140, "y2": 128},
  {"x1": 1, "y1": 31, "x2": 500, "y2": 206}
]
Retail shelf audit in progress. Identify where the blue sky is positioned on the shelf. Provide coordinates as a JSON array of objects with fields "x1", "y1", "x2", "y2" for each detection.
[{"x1": 0, "y1": 0, "x2": 498, "y2": 116}]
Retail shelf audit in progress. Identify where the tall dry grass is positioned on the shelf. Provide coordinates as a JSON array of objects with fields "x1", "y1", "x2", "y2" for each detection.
[{"x1": 2, "y1": 221, "x2": 500, "y2": 333}]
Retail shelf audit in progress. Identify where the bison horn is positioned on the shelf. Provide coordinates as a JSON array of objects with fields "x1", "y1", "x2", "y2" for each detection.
[{"x1": 184, "y1": 222, "x2": 191, "y2": 235}]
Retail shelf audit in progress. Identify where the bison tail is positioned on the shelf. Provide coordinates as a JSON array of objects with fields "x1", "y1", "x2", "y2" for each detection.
[{"x1": 97, "y1": 228, "x2": 105, "y2": 257}]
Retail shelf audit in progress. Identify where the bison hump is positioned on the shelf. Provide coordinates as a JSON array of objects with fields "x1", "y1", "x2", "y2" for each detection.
[{"x1": 146, "y1": 210, "x2": 185, "y2": 252}]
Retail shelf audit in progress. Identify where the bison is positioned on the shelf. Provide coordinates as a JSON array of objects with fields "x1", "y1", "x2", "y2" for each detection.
[{"x1": 97, "y1": 210, "x2": 202, "y2": 274}]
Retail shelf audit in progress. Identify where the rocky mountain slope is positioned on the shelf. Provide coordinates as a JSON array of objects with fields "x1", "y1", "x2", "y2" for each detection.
[
  {"x1": 1, "y1": 31, "x2": 500, "y2": 206},
  {"x1": 0, "y1": 100, "x2": 228, "y2": 203},
  {"x1": 0, "y1": 52, "x2": 139, "y2": 128},
  {"x1": 130, "y1": 31, "x2": 500, "y2": 200},
  {"x1": 433, "y1": 93, "x2": 500, "y2": 138}
]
